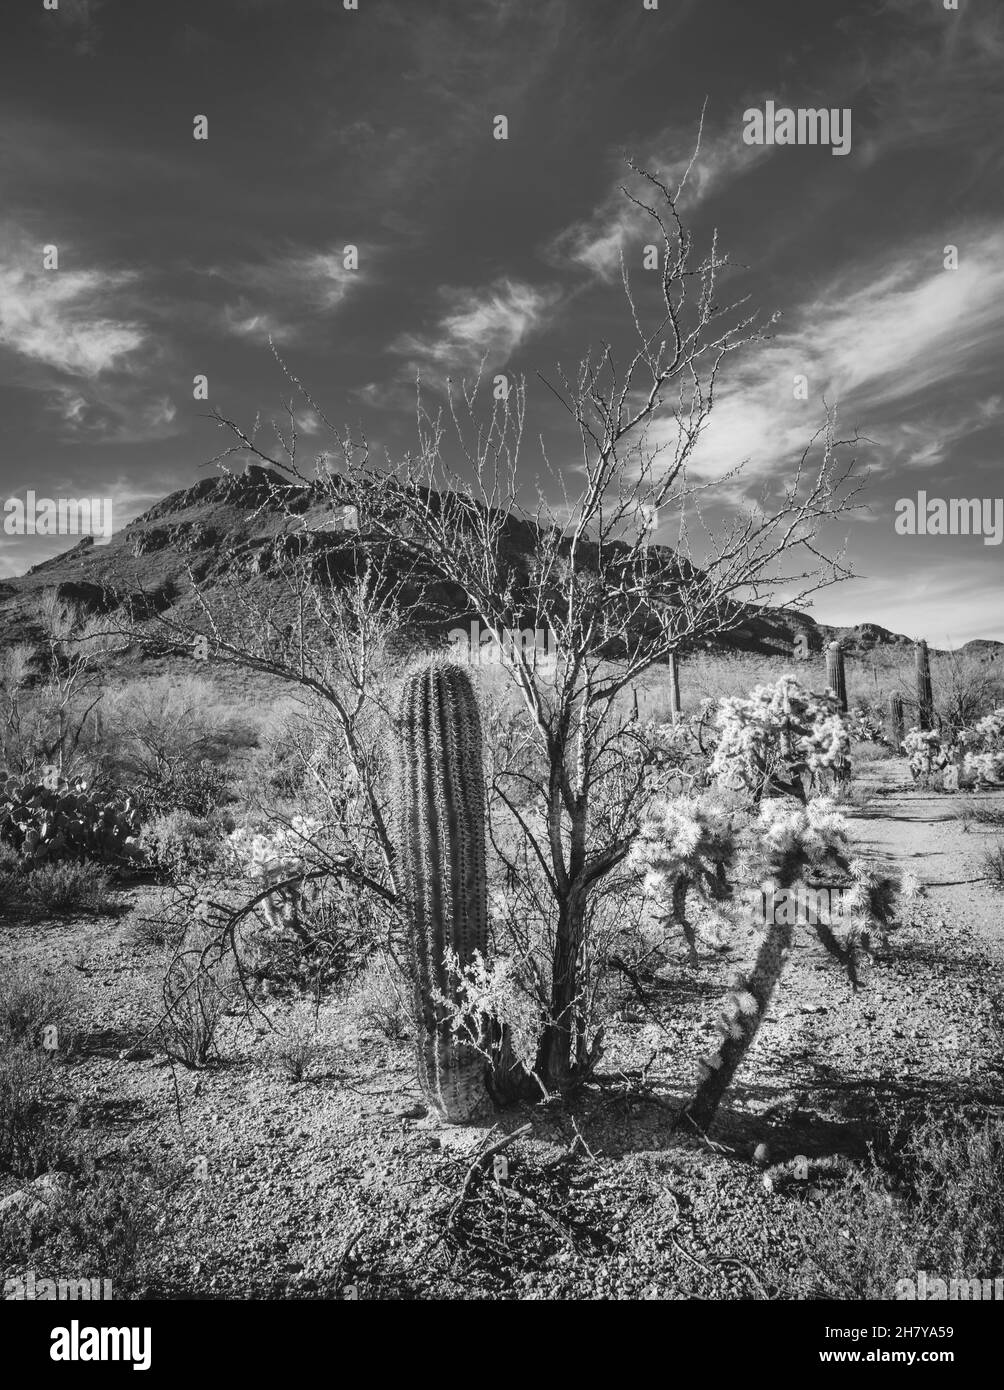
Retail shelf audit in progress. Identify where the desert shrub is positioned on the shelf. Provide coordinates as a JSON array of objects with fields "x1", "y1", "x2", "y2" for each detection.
[
  {"x1": 132, "y1": 759, "x2": 233, "y2": 820},
  {"x1": 776, "y1": 1107, "x2": 1004, "y2": 1298},
  {"x1": 0, "y1": 1043, "x2": 78, "y2": 1177},
  {"x1": 0, "y1": 1155, "x2": 188, "y2": 1298},
  {"x1": 956, "y1": 797, "x2": 1004, "y2": 831},
  {"x1": 270, "y1": 1001, "x2": 323, "y2": 1080},
  {"x1": 141, "y1": 809, "x2": 228, "y2": 881},
  {"x1": 0, "y1": 962, "x2": 74, "y2": 1049},
  {"x1": 157, "y1": 926, "x2": 238, "y2": 1068},
  {"x1": 343, "y1": 958, "x2": 412, "y2": 1042},
  {"x1": 982, "y1": 844, "x2": 1004, "y2": 893},
  {"x1": 25, "y1": 861, "x2": 118, "y2": 914}
]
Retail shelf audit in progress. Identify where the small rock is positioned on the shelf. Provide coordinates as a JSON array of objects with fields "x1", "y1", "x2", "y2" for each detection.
[{"x1": 752, "y1": 1142, "x2": 771, "y2": 1166}]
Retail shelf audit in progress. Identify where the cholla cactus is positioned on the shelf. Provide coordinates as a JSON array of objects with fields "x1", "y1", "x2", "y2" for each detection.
[
  {"x1": 826, "y1": 642, "x2": 848, "y2": 713},
  {"x1": 396, "y1": 662, "x2": 492, "y2": 1123},
  {"x1": 916, "y1": 640, "x2": 934, "y2": 731},
  {"x1": 902, "y1": 728, "x2": 947, "y2": 784},
  {"x1": 225, "y1": 815, "x2": 322, "y2": 932},
  {"x1": 888, "y1": 692, "x2": 905, "y2": 751},
  {"x1": 629, "y1": 794, "x2": 742, "y2": 966},
  {"x1": 684, "y1": 797, "x2": 911, "y2": 1132},
  {"x1": 708, "y1": 675, "x2": 849, "y2": 802}
]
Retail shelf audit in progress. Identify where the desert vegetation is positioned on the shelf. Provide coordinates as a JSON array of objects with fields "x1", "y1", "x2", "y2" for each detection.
[{"x1": 2, "y1": 170, "x2": 1003, "y2": 1302}]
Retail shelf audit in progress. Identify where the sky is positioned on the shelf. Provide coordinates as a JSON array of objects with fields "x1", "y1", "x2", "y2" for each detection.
[{"x1": 0, "y1": 0, "x2": 1001, "y2": 644}]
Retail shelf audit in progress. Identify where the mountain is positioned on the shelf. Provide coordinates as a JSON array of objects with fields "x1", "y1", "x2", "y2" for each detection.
[{"x1": 1, "y1": 467, "x2": 1000, "y2": 665}]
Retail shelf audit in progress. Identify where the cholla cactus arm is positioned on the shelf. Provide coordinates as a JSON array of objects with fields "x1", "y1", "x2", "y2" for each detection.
[
  {"x1": 682, "y1": 797, "x2": 848, "y2": 1133},
  {"x1": 396, "y1": 662, "x2": 493, "y2": 1123}
]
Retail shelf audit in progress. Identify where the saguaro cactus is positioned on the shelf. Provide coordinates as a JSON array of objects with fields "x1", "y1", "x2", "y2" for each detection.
[
  {"x1": 888, "y1": 691, "x2": 905, "y2": 751},
  {"x1": 668, "y1": 652, "x2": 682, "y2": 724},
  {"x1": 396, "y1": 662, "x2": 492, "y2": 1123},
  {"x1": 826, "y1": 641, "x2": 848, "y2": 713},
  {"x1": 916, "y1": 640, "x2": 934, "y2": 730}
]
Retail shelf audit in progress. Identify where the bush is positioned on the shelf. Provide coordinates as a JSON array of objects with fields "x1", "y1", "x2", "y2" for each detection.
[
  {"x1": 774, "y1": 1107, "x2": 1004, "y2": 1298},
  {"x1": 271, "y1": 1002, "x2": 322, "y2": 1081},
  {"x1": 344, "y1": 958, "x2": 413, "y2": 1042},
  {"x1": 982, "y1": 844, "x2": 1004, "y2": 893},
  {"x1": 25, "y1": 861, "x2": 117, "y2": 915},
  {"x1": 141, "y1": 809, "x2": 227, "y2": 881},
  {"x1": 133, "y1": 760, "x2": 232, "y2": 820},
  {"x1": 0, "y1": 1043, "x2": 78, "y2": 1177},
  {"x1": 158, "y1": 930, "x2": 237, "y2": 1068},
  {"x1": 0, "y1": 963, "x2": 75, "y2": 1050},
  {"x1": 0, "y1": 1155, "x2": 188, "y2": 1299},
  {"x1": 957, "y1": 798, "x2": 1004, "y2": 831}
]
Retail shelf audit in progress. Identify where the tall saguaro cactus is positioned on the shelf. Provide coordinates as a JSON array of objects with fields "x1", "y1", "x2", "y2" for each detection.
[
  {"x1": 396, "y1": 662, "x2": 492, "y2": 1123},
  {"x1": 916, "y1": 640, "x2": 934, "y2": 731},
  {"x1": 888, "y1": 691, "x2": 905, "y2": 751},
  {"x1": 668, "y1": 651, "x2": 682, "y2": 724},
  {"x1": 826, "y1": 641, "x2": 848, "y2": 713}
]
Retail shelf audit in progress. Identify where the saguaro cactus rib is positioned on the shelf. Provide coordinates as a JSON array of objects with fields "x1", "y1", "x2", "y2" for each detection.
[
  {"x1": 826, "y1": 641, "x2": 847, "y2": 713},
  {"x1": 916, "y1": 640, "x2": 934, "y2": 731},
  {"x1": 397, "y1": 662, "x2": 492, "y2": 1123}
]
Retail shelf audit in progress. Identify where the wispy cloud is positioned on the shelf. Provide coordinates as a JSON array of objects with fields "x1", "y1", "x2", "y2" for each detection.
[
  {"x1": 0, "y1": 227, "x2": 145, "y2": 377},
  {"x1": 680, "y1": 224, "x2": 1004, "y2": 483},
  {"x1": 207, "y1": 246, "x2": 366, "y2": 344},
  {"x1": 391, "y1": 278, "x2": 558, "y2": 381},
  {"x1": 545, "y1": 119, "x2": 774, "y2": 279}
]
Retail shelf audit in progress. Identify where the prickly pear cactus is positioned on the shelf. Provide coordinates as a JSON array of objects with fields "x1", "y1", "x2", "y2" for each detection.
[
  {"x1": 0, "y1": 768, "x2": 143, "y2": 865},
  {"x1": 826, "y1": 641, "x2": 848, "y2": 713},
  {"x1": 396, "y1": 663, "x2": 492, "y2": 1123}
]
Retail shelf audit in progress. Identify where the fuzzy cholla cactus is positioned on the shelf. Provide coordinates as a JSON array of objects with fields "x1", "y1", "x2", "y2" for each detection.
[
  {"x1": 629, "y1": 794, "x2": 742, "y2": 966},
  {"x1": 685, "y1": 796, "x2": 914, "y2": 1133},
  {"x1": 226, "y1": 815, "x2": 321, "y2": 931},
  {"x1": 709, "y1": 675, "x2": 848, "y2": 803},
  {"x1": 901, "y1": 728, "x2": 947, "y2": 784},
  {"x1": 396, "y1": 662, "x2": 492, "y2": 1123}
]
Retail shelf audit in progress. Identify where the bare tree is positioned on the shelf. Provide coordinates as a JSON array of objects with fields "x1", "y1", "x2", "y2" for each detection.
[{"x1": 122, "y1": 161, "x2": 862, "y2": 1097}]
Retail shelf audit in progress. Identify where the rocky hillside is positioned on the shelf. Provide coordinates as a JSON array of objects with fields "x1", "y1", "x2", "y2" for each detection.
[{"x1": 0, "y1": 466, "x2": 998, "y2": 664}]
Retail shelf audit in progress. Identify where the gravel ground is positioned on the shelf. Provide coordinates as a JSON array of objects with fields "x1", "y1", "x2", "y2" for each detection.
[{"x1": 2, "y1": 758, "x2": 1002, "y2": 1299}]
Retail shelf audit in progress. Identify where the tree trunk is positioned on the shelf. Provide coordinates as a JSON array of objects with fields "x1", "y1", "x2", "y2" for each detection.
[
  {"x1": 682, "y1": 913, "x2": 795, "y2": 1133},
  {"x1": 534, "y1": 886, "x2": 586, "y2": 1091}
]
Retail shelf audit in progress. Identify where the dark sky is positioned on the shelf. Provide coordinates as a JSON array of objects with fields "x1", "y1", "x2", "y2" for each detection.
[{"x1": 1, "y1": 0, "x2": 1002, "y2": 642}]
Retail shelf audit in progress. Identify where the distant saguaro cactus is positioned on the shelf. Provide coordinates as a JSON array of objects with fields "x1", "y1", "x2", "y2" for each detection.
[
  {"x1": 396, "y1": 662, "x2": 492, "y2": 1123},
  {"x1": 826, "y1": 641, "x2": 848, "y2": 713},
  {"x1": 668, "y1": 652, "x2": 682, "y2": 724},
  {"x1": 888, "y1": 691, "x2": 905, "y2": 750},
  {"x1": 915, "y1": 640, "x2": 934, "y2": 730}
]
